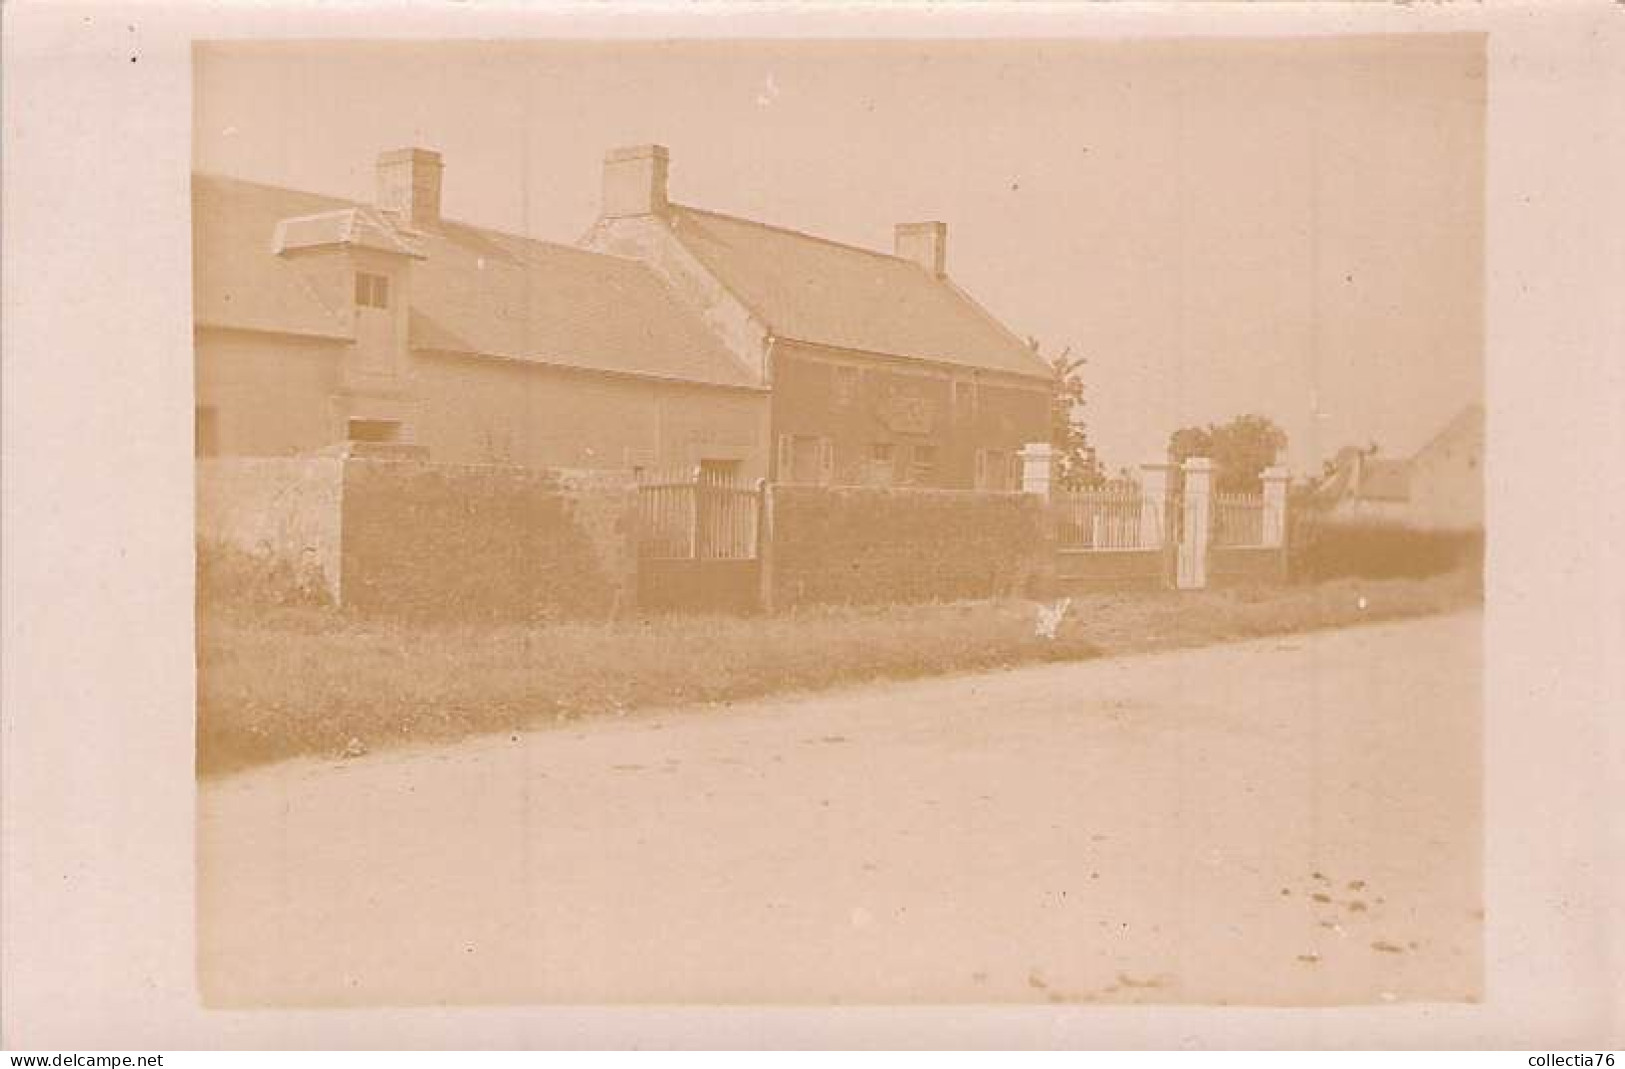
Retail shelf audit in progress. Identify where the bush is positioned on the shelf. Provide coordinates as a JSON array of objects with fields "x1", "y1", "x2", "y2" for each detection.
[
  {"x1": 1289, "y1": 515, "x2": 1482, "y2": 583},
  {"x1": 197, "y1": 539, "x2": 333, "y2": 609}
]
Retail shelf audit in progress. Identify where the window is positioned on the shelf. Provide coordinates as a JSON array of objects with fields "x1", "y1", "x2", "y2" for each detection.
[
  {"x1": 347, "y1": 418, "x2": 401, "y2": 444},
  {"x1": 910, "y1": 444, "x2": 937, "y2": 485},
  {"x1": 833, "y1": 365, "x2": 861, "y2": 407},
  {"x1": 953, "y1": 379, "x2": 979, "y2": 423},
  {"x1": 699, "y1": 458, "x2": 743, "y2": 486},
  {"x1": 868, "y1": 442, "x2": 896, "y2": 485},
  {"x1": 355, "y1": 271, "x2": 390, "y2": 309},
  {"x1": 779, "y1": 435, "x2": 833, "y2": 485}
]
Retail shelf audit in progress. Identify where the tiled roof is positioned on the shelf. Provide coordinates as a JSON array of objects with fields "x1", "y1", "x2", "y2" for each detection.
[
  {"x1": 664, "y1": 205, "x2": 1053, "y2": 380},
  {"x1": 193, "y1": 176, "x2": 353, "y2": 339},
  {"x1": 193, "y1": 174, "x2": 760, "y2": 389},
  {"x1": 1414, "y1": 403, "x2": 1484, "y2": 464}
]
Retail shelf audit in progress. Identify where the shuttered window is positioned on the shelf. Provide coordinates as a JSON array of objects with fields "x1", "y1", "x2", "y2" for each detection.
[{"x1": 355, "y1": 272, "x2": 390, "y2": 309}]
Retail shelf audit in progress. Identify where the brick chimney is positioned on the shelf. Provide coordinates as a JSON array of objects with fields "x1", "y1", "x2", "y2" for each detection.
[
  {"x1": 602, "y1": 144, "x2": 670, "y2": 217},
  {"x1": 376, "y1": 147, "x2": 444, "y2": 229},
  {"x1": 895, "y1": 221, "x2": 947, "y2": 277}
]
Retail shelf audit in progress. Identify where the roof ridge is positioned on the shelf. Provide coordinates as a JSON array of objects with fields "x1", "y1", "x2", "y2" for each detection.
[
  {"x1": 672, "y1": 203, "x2": 921, "y2": 270},
  {"x1": 196, "y1": 170, "x2": 653, "y2": 269},
  {"x1": 1411, "y1": 402, "x2": 1484, "y2": 460},
  {"x1": 939, "y1": 274, "x2": 1051, "y2": 378}
]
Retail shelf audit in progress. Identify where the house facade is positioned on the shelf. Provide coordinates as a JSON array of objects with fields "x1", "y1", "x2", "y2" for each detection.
[
  {"x1": 195, "y1": 144, "x2": 1049, "y2": 489},
  {"x1": 194, "y1": 149, "x2": 770, "y2": 478},
  {"x1": 580, "y1": 145, "x2": 1052, "y2": 490}
]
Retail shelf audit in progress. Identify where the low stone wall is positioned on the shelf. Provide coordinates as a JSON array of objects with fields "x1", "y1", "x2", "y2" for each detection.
[
  {"x1": 1210, "y1": 545, "x2": 1289, "y2": 588},
  {"x1": 196, "y1": 457, "x2": 345, "y2": 603},
  {"x1": 1055, "y1": 547, "x2": 1168, "y2": 593},
  {"x1": 340, "y1": 461, "x2": 637, "y2": 621},
  {"x1": 766, "y1": 485, "x2": 1052, "y2": 610}
]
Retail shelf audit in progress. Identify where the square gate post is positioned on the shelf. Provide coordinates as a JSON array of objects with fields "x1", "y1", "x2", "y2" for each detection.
[
  {"x1": 1179, "y1": 457, "x2": 1214, "y2": 589},
  {"x1": 1260, "y1": 465, "x2": 1290, "y2": 547},
  {"x1": 1019, "y1": 442, "x2": 1056, "y2": 500},
  {"x1": 757, "y1": 478, "x2": 775, "y2": 614}
]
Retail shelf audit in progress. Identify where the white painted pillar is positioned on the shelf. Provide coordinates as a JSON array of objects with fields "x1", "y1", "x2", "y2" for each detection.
[
  {"x1": 1179, "y1": 457, "x2": 1214, "y2": 589},
  {"x1": 1261, "y1": 465, "x2": 1290, "y2": 548},
  {"x1": 1020, "y1": 442, "x2": 1056, "y2": 500},
  {"x1": 1138, "y1": 462, "x2": 1176, "y2": 549}
]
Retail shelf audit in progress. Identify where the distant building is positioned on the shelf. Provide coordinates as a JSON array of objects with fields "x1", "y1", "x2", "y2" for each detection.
[
  {"x1": 1313, "y1": 405, "x2": 1484, "y2": 531},
  {"x1": 582, "y1": 145, "x2": 1052, "y2": 490}
]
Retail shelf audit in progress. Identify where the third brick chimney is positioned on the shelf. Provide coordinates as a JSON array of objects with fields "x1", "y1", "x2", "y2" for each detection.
[{"x1": 894, "y1": 221, "x2": 948, "y2": 277}]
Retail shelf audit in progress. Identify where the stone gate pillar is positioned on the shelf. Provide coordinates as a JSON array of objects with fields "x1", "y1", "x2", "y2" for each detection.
[
  {"x1": 1178, "y1": 457, "x2": 1214, "y2": 589},
  {"x1": 1020, "y1": 443, "x2": 1055, "y2": 500},
  {"x1": 1261, "y1": 465, "x2": 1290, "y2": 548},
  {"x1": 1138, "y1": 461, "x2": 1176, "y2": 549}
]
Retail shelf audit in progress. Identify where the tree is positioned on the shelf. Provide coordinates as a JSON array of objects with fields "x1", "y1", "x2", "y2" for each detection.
[
  {"x1": 1165, "y1": 413, "x2": 1288, "y2": 492},
  {"x1": 1034, "y1": 339, "x2": 1106, "y2": 489}
]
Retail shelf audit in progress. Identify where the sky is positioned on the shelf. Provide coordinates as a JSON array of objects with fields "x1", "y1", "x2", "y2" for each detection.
[{"x1": 194, "y1": 36, "x2": 1485, "y2": 472}]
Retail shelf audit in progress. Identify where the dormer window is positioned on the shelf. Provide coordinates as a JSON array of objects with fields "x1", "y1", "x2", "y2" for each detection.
[{"x1": 355, "y1": 272, "x2": 390, "y2": 309}]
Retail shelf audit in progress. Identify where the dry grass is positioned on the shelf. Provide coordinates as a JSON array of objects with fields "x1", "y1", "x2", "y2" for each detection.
[{"x1": 198, "y1": 568, "x2": 1481, "y2": 775}]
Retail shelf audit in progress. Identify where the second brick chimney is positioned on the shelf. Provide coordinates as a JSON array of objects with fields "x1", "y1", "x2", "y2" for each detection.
[
  {"x1": 602, "y1": 144, "x2": 670, "y2": 218},
  {"x1": 376, "y1": 147, "x2": 444, "y2": 229},
  {"x1": 894, "y1": 221, "x2": 948, "y2": 277}
]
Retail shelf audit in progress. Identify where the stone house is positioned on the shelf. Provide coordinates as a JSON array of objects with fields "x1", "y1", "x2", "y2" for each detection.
[
  {"x1": 581, "y1": 145, "x2": 1053, "y2": 490},
  {"x1": 195, "y1": 144, "x2": 1051, "y2": 489},
  {"x1": 194, "y1": 149, "x2": 770, "y2": 478}
]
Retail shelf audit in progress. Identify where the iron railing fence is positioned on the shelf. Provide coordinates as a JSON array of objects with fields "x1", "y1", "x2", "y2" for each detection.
[
  {"x1": 637, "y1": 469, "x2": 761, "y2": 561},
  {"x1": 1211, "y1": 491, "x2": 1267, "y2": 548},
  {"x1": 1052, "y1": 487, "x2": 1148, "y2": 550}
]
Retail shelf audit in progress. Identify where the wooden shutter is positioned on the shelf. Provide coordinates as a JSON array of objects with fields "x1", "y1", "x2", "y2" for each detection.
[
  {"x1": 974, "y1": 448, "x2": 987, "y2": 491},
  {"x1": 776, "y1": 435, "x2": 793, "y2": 482},
  {"x1": 818, "y1": 437, "x2": 835, "y2": 485}
]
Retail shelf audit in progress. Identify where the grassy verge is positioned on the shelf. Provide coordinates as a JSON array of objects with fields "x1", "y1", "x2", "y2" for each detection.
[{"x1": 198, "y1": 568, "x2": 1481, "y2": 776}]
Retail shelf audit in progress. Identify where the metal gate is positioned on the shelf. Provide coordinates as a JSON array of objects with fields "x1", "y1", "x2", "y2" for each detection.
[{"x1": 636, "y1": 469, "x2": 764, "y2": 613}]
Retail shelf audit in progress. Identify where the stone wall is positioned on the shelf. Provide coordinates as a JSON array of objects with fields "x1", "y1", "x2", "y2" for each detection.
[
  {"x1": 766, "y1": 485, "x2": 1052, "y2": 609},
  {"x1": 1054, "y1": 548, "x2": 1168, "y2": 593},
  {"x1": 340, "y1": 460, "x2": 637, "y2": 621},
  {"x1": 1209, "y1": 546, "x2": 1289, "y2": 588},
  {"x1": 196, "y1": 457, "x2": 345, "y2": 602}
]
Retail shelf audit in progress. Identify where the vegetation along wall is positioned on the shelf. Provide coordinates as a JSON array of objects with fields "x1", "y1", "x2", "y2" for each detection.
[{"x1": 766, "y1": 484, "x2": 1052, "y2": 610}]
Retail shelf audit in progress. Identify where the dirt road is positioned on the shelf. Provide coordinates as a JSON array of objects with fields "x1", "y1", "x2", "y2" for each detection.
[{"x1": 198, "y1": 611, "x2": 1482, "y2": 1007}]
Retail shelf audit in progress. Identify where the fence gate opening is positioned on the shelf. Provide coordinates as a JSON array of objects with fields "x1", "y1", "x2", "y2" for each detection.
[
  {"x1": 1041, "y1": 455, "x2": 1288, "y2": 594},
  {"x1": 636, "y1": 467, "x2": 764, "y2": 613}
]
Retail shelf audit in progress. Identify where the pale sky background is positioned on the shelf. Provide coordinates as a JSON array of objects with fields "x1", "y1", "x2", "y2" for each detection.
[{"x1": 194, "y1": 37, "x2": 1484, "y2": 472}]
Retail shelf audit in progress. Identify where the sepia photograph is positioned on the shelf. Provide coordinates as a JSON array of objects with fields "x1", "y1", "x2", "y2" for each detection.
[{"x1": 192, "y1": 36, "x2": 1485, "y2": 1007}]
